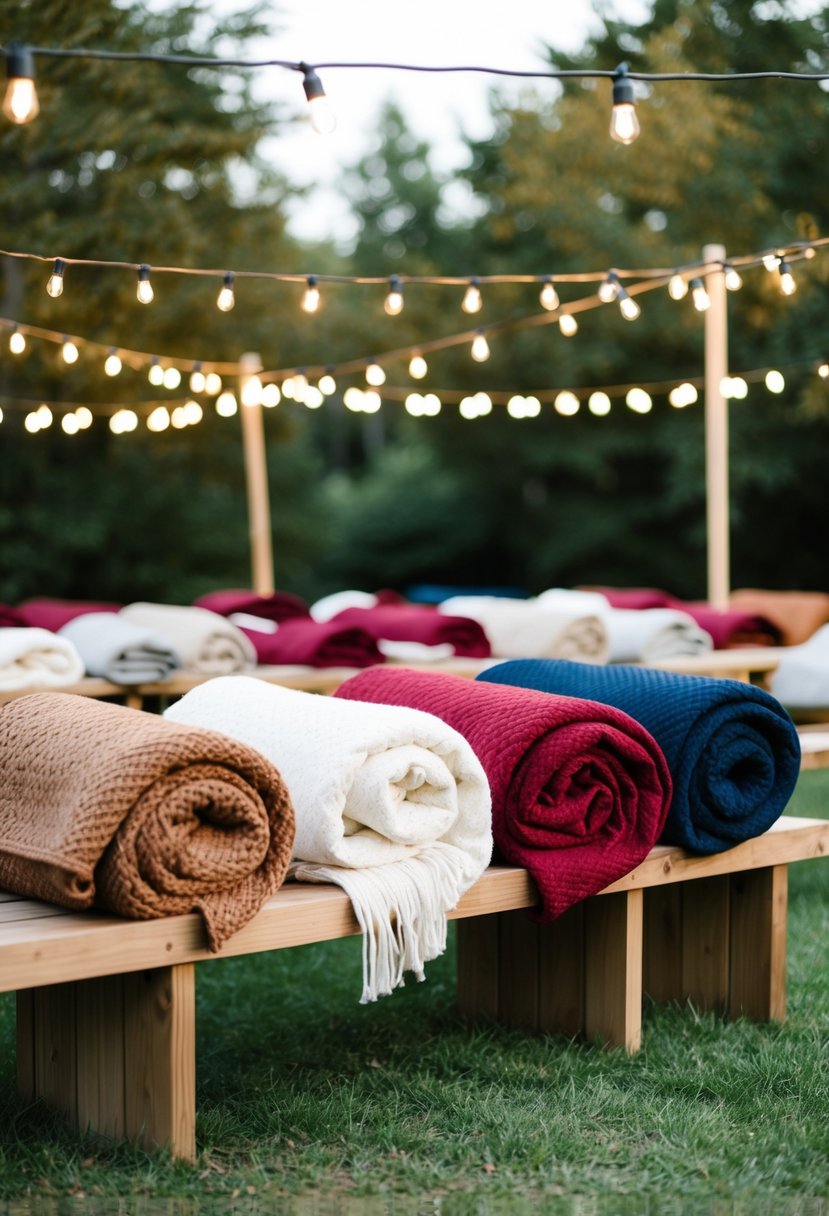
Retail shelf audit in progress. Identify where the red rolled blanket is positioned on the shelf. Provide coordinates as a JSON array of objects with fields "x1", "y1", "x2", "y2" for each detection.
[
  {"x1": 195, "y1": 588, "x2": 311, "y2": 624},
  {"x1": 239, "y1": 618, "x2": 384, "y2": 668},
  {"x1": 17, "y1": 597, "x2": 122, "y2": 632},
  {"x1": 332, "y1": 605, "x2": 491, "y2": 658},
  {"x1": 335, "y1": 667, "x2": 672, "y2": 919}
]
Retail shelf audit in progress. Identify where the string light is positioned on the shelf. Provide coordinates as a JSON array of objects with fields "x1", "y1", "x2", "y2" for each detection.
[
  {"x1": 46, "y1": 259, "x2": 65, "y2": 298},
  {"x1": 110, "y1": 409, "x2": 138, "y2": 434},
  {"x1": 148, "y1": 358, "x2": 164, "y2": 386},
  {"x1": 215, "y1": 391, "x2": 238, "y2": 416},
  {"x1": 183, "y1": 399, "x2": 203, "y2": 424},
  {"x1": 507, "y1": 395, "x2": 541, "y2": 419},
  {"x1": 304, "y1": 386, "x2": 324, "y2": 408},
  {"x1": 301, "y1": 63, "x2": 336, "y2": 134},
  {"x1": 302, "y1": 275, "x2": 320, "y2": 313},
  {"x1": 163, "y1": 366, "x2": 182, "y2": 390},
  {"x1": 459, "y1": 392, "x2": 492, "y2": 419},
  {"x1": 617, "y1": 285, "x2": 641, "y2": 320},
  {"x1": 408, "y1": 353, "x2": 428, "y2": 379},
  {"x1": 9, "y1": 328, "x2": 26, "y2": 354},
  {"x1": 723, "y1": 263, "x2": 743, "y2": 291},
  {"x1": 189, "y1": 363, "x2": 206, "y2": 392},
  {"x1": 365, "y1": 361, "x2": 386, "y2": 386},
  {"x1": 147, "y1": 406, "x2": 171, "y2": 432},
  {"x1": 609, "y1": 62, "x2": 640, "y2": 145},
  {"x1": 819, "y1": 363, "x2": 829, "y2": 379},
  {"x1": 204, "y1": 372, "x2": 222, "y2": 395},
  {"x1": 626, "y1": 387, "x2": 653, "y2": 413},
  {"x1": 136, "y1": 264, "x2": 154, "y2": 304},
  {"x1": 104, "y1": 348, "x2": 122, "y2": 376},
  {"x1": 240, "y1": 373, "x2": 264, "y2": 406},
  {"x1": 318, "y1": 373, "x2": 337, "y2": 395},
  {"x1": 3, "y1": 43, "x2": 39, "y2": 124},
  {"x1": 216, "y1": 271, "x2": 235, "y2": 312},
  {"x1": 765, "y1": 369, "x2": 785, "y2": 393},
  {"x1": 763, "y1": 253, "x2": 782, "y2": 272},
  {"x1": 558, "y1": 314, "x2": 578, "y2": 337},
  {"x1": 669, "y1": 383, "x2": 698, "y2": 407},
  {"x1": 470, "y1": 330, "x2": 490, "y2": 362},
  {"x1": 779, "y1": 259, "x2": 797, "y2": 296},
  {"x1": 384, "y1": 274, "x2": 404, "y2": 316},
  {"x1": 539, "y1": 277, "x2": 560, "y2": 311},
  {"x1": 75, "y1": 407, "x2": 93, "y2": 429},
  {"x1": 598, "y1": 272, "x2": 620, "y2": 304},
  {"x1": 61, "y1": 338, "x2": 79, "y2": 364},
  {"x1": 462, "y1": 278, "x2": 482, "y2": 314},
  {"x1": 61, "y1": 413, "x2": 80, "y2": 435},
  {"x1": 690, "y1": 277, "x2": 711, "y2": 311},
  {"x1": 668, "y1": 274, "x2": 688, "y2": 301},
  {"x1": 588, "y1": 391, "x2": 612, "y2": 416},
  {"x1": 554, "y1": 391, "x2": 580, "y2": 417}
]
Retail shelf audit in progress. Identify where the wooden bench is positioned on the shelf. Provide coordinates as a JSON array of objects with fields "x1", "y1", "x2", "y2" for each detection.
[{"x1": 3, "y1": 815, "x2": 827, "y2": 1162}]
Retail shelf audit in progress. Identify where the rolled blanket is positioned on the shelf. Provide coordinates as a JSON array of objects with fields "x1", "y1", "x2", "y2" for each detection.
[
  {"x1": 675, "y1": 603, "x2": 781, "y2": 649},
  {"x1": 770, "y1": 625, "x2": 829, "y2": 708},
  {"x1": 439, "y1": 595, "x2": 608, "y2": 664},
  {"x1": 0, "y1": 627, "x2": 85, "y2": 691},
  {"x1": 17, "y1": 597, "x2": 122, "y2": 633},
  {"x1": 335, "y1": 667, "x2": 671, "y2": 921},
  {"x1": 119, "y1": 602, "x2": 256, "y2": 675},
  {"x1": 0, "y1": 692, "x2": 295, "y2": 948},
  {"x1": 195, "y1": 587, "x2": 311, "y2": 624},
  {"x1": 602, "y1": 608, "x2": 713, "y2": 662},
  {"x1": 59, "y1": 612, "x2": 181, "y2": 683},
  {"x1": 478, "y1": 658, "x2": 801, "y2": 853},
  {"x1": 729, "y1": 589, "x2": 829, "y2": 647},
  {"x1": 164, "y1": 675, "x2": 492, "y2": 1002},
  {"x1": 231, "y1": 615, "x2": 384, "y2": 669},
  {"x1": 333, "y1": 604, "x2": 492, "y2": 659}
]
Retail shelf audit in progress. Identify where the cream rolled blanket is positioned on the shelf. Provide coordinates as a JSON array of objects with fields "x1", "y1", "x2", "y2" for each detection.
[
  {"x1": 59, "y1": 612, "x2": 181, "y2": 683},
  {"x1": 0, "y1": 627, "x2": 84, "y2": 691},
  {"x1": 769, "y1": 625, "x2": 829, "y2": 708},
  {"x1": 439, "y1": 596, "x2": 609, "y2": 664},
  {"x1": 601, "y1": 608, "x2": 713, "y2": 662},
  {"x1": 164, "y1": 675, "x2": 493, "y2": 1002},
  {"x1": 120, "y1": 602, "x2": 256, "y2": 675}
]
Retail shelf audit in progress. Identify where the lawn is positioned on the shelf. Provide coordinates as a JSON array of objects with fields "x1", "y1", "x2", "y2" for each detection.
[{"x1": 1, "y1": 772, "x2": 828, "y2": 1210}]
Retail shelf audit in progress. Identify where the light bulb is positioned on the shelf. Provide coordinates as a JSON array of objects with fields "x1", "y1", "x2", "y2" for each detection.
[
  {"x1": 216, "y1": 272, "x2": 235, "y2": 312},
  {"x1": 361, "y1": 391, "x2": 381, "y2": 414},
  {"x1": 163, "y1": 366, "x2": 181, "y2": 390},
  {"x1": 318, "y1": 374, "x2": 336, "y2": 395},
  {"x1": 409, "y1": 354, "x2": 428, "y2": 380},
  {"x1": 304, "y1": 387, "x2": 324, "y2": 409},
  {"x1": 669, "y1": 383, "x2": 698, "y2": 408},
  {"x1": 301, "y1": 64, "x2": 336, "y2": 134},
  {"x1": 36, "y1": 403, "x2": 53, "y2": 428},
  {"x1": 104, "y1": 350, "x2": 122, "y2": 377},
  {"x1": 204, "y1": 372, "x2": 222, "y2": 395},
  {"x1": 46, "y1": 259, "x2": 65, "y2": 298},
  {"x1": 136, "y1": 264, "x2": 154, "y2": 304},
  {"x1": 462, "y1": 279, "x2": 482, "y2": 314},
  {"x1": 470, "y1": 331, "x2": 490, "y2": 362},
  {"x1": 183, "y1": 400, "x2": 203, "y2": 425},
  {"x1": 189, "y1": 366, "x2": 206, "y2": 393},
  {"x1": 61, "y1": 339, "x2": 79, "y2": 364},
  {"x1": 818, "y1": 364, "x2": 829, "y2": 380},
  {"x1": 598, "y1": 273, "x2": 619, "y2": 304},
  {"x1": 9, "y1": 329, "x2": 26, "y2": 355},
  {"x1": 171, "y1": 406, "x2": 188, "y2": 430},
  {"x1": 723, "y1": 263, "x2": 743, "y2": 291},
  {"x1": 558, "y1": 314, "x2": 578, "y2": 337},
  {"x1": 216, "y1": 391, "x2": 238, "y2": 417},
  {"x1": 668, "y1": 274, "x2": 688, "y2": 300},
  {"x1": 261, "y1": 383, "x2": 281, "y2": 407},
  {"x1": 539, "y1": 278, "x2": 559, "y2": 311},
  {"x1": 626, "y1": 388, "x2": 653, "y2": 413},
  {"x1": 148, "y1": 359, "x2": 164, "y2": 386},
  {"x1": 365, "y1": 361, "x2": 386, "y2": 386},
  {"x1": 618, "y1": 291, "x2": 641, "y2": 321},
  {"x1": 384, "y1": 275, "x2": 404, "y2": 316},
  {"x1": 588, "y1": 392, "x2": 612, "y2": 416},
  {"x1": 765, "y1": 370, "x2": 785, "y2": 394},
  {"x1": 609, "y1": 63, "x2": 640, "y2": 145},
  {"x1": 61, "y1": 413, "x2": 80, "y2": 435},
  {"x1": 690, "y1": 278, "x2": 710, "y2": 311},
  {"x1": 405, "y1": 393, "x2": 424, "y2": 417},
  {"x1": 24, "y1": 411, "x2": 40, "y2": 434},
  {"x1": 3, "y1": 45, "x2": 39, "y2": 124},
  {"x1": 762, "y1": 253, "x2": 781, "y2": 272},
  {"x1": 74, "y1": 407, "x2": 92, "y2": 429},
  {"x1": 302, "y1": 275, "x2": 320, "y2": 313},
  {"x1": 554, "y1": 391, "x2": 580, "y2": 417},
  {"x1": 343, "y1": 387, "x2": 364, "y2": 412},
  {"x1": 241, "y1": 374, "x2": 263, "y2": 407},
  {"x1": 779, "y1": 260, "x2": 797, "y2": 296},
  {"x1": 147, "y1": 406, "x2": 170, "y2": 432}
]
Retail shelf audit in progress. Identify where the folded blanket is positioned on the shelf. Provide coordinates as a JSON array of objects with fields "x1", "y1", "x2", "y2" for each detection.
[
  {"x1": 439, "y1": 596, "x2": 608, "y2": 663},
  {"x1": 59, "y1": 612, "x2": 181, "y2": 683},
  {"x1": 537, "y1": 591, "x2": 713, "y2": 661},
  {"x1": 478, "y1": 658, "x2": 801, "y2": 853},
  {"x1": 729, "y1": 589, "x2": 829, "y2": 647},
  {"x1": 0, "y1": 692, "x2": 295, "y2": 948},
  {"x1": 233, "y1": 616, "x2": 384, "y2": 669},
  {"x1": 165, "y1": 676, "x2": 492, "y2": 1002},
  {"x1": 677, "y1": 603, "x2": 781, "y2": 649},
  {"x1": 333, "y1": 605, "x2": 492, "y2": 659},
  {"x1": 195, "y1": 588, "x2": 311, "y2": 624},
  {"x1": 0, "y1": 627, "x2": 85, "y2": 691},
  {"x1": 770, "y1": 625, "x2": 829, "y2": 708},
  {"x1": 17, "y1": 597, "x2": 123, "y2": 633},
  {"x1": 120, "y1": 602, "x2": 256, "y2": 675},
  {"x1": 335, "y1": 667, "x2": 671, "y2": 921}
]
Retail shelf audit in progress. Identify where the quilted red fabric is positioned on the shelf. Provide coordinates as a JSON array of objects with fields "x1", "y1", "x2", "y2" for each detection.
[
  {"x1": 331, "y1": 605, "x2": 491, "y2": 658},
  {"x1": 335, "y1": 667, "x2": 672, "y2": 920}
]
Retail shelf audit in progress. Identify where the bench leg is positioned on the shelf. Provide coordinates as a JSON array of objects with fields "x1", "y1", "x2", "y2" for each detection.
[
  {"x1": 729, "y1": 864, "x2": 787, "y2": 1021},
  {"x1": 16, "y1": 964, "x2": 196, "y2": 1160}
]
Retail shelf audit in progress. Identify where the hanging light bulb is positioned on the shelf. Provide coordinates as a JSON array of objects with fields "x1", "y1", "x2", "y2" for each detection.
[
  {"x1": 61, "y1": 413, "x2": 80, "y2": 436},
  {"x1": 558, "y1": 313, "x2": 578, "y2": 337},
  {"x1": 216, "y1": 271, "x2": 235, "y2": 312},
  {"x1": 148, "y1": 358, "x2": 164, "y2": 386},
  {"x1": 723, "y1": 263, "x2": 743, "y2": 291},
  {"x1": 384, "y1": 274, "x2": 404, "y2": 316},
  {"x1": 617, "y1": 287, "x2": 641, "y2": 320},
  {"x1": 778, "y1": 259, "x2": 797, "y2": 296},
  {"x1": 9, "y1": 328, "x2": 26, "y2": 355},
  {"x1": 189, "y1": 363, "x2": 206, "y2": 393},
  {"x1": 690, "y1": 277, "x2": 711, "y2": 311},
  {"x1": 171, "y1": 406, "x2": 189, "y2": 430},
  {"x1": 762, "y1": 252, "x2": 781, "y2": 272},
  {"x1": 241, "y1": 374, "x2": 264, "y2": 407},
  {"x1": 318, "y1": 373, "x2": 337, "y2": 395},
  {"x1": 408, "y1": 353, "x2": 428, "y2": 380},
  {"x1": 554, "y1": 392, "x2": 580, "y2": 417},
  {"x1": 147, "y1": 406, "x2": 171, "y2": 432},
  {"x1": 163, "y1": 366, "x2": 181, "y2": 390},
  {"x1": 588, "y1": 392, "x2": 612, "y2": 416},
  {"x1": 183, "y1": 400, "x2": 203, "y2": 425},
  {"x1": 3, "y1": 44, "x2": 39, "y2": 124},
  {"x1": 204, "y1": 372, "x2": 222, "y2": 395},
  {"x1": 818, "y1": 363, "x2": 829, "y2": 380},
  {"x1": 462, "y1": 278, "x2": 482, "y2": 314},
  {"x1": 261, "y1": 383, "x2": 281, "y2": 407},
  {"x1": 765, "y1": 370, "x2": 785, "y2": 394},
  {"x1": 609, "y1": 62, "x2": 640, "y2": 145},
  {"x1": 46, "y1": 259, "x2": 66, "y2": 298},
  {"x1": 61, "y1": 338, "x2": 79, "y2": 364},
  {"x1": 626, "y1": 387, "x2": 653, "y2": 413},
  {"x1": 598, "y1": 271, "x2": 620, "y2": 304},
  {"x1": 36, "y1": 403, "x2": 53, "y2": 429},
  {"x1": 104, "y1": 348, "x2": 122, "y2": 377},
  {"x1": 668, "y1": 383, "x2": 698, "y2": 408},
  {"x1": 74, "y1": 407, "x2": 92, "y2": 429},
  {"x1": 216, "y1": 391, "x2": 238, "y2": 417},
  {"x1": 365, "y1": 361, "x2": 386, "y2": 387},
  {"x1": 539, "y1": 277, "x2": 559, "y2": 311},
  {"x1": 470, "y1": 330, "x2": 490, "y2": 362},
  {"x1": 668, "y1": 273, "x2": 688, "y2": 301},
  {"x1": 136, "y1": 264, "x2": 154, "y2": 304},
  {"x1": 301, "y1": 63, "x2": 336, "y2": 134},
  {"x1": 302, "y1": 275, "x2": 320, "y2": 313},
  {"x1": 24, "y1": 411, "x2": 41, "y2": 434}
]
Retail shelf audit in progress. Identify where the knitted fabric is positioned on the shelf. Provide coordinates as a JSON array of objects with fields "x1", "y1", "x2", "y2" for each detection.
[
  {"x1": 0, "y1": 693, "x2": 295, "y2": 949},
  {"x1": 0, "y1": 627, "x2": 84, "y2": 691},
  {"x1": 335, "y1": 667, "x2": 671, "y2": 922},
  {"x1": 331, "y1": 605, "x2": 492, "y2": 658},
  {"x1": 438, "y1": 596, "x2": 609, "y2": 663},
  {"x1": 195, "y1": 588, "x2": 311, "y2": 624},
  {"x1": 478, "y1": 658, "x2": 801, "y2": 852},
  {"x1": 120, "y1": 602, "x2": 255, "y2": 674},
  {"x1": 236, "y1": 617, "x2": 384, "y2": 668},
  {"x1": 59, "y1": 612, "x2": 180, "y2": 683}
]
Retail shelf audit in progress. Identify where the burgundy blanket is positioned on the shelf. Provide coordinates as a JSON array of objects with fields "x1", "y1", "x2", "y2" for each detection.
[
  {"x1": 195, "y1": 588, "x2": 311, "y2": 623},
  {"x1": 240, "y1": 619, "x2": 384, "y2": 668},
  {"x1": 0, "y1": 604, "x2": 25, "y2": 628},
  {"x1": 335, "y1": 667, "x2": 671, "y2": 920},
  {"x1": 579, "y1": 586, "x2": 677, "y2": 611},
  {"x1": 677, "y1": 603, "x2": 781, "y2": 649},
  {"x1": 17, "y1": 598, "x2": 123, "y2": 633},
  {"x1": 332, "y1": 605, "x2": 492, "y2": 659}
]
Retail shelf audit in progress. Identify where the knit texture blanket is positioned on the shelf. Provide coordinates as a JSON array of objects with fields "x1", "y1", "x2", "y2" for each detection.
[
  {"x1": 233, "y1": 616, "x2": 384, "y2": 669},
  {"x1": 478, "y1": 658, "x2": 801, "y2": 853},
  {"x1": 0, "y1": 693, "x2": 295, "y2": 948},
  {"x1": 770, "y1": 625, "x2": 829, "y2": 708},
  {"x1": 439, "y1": 596, "x2": 609, "y2": 663},
  {"x1": 333, "y1": 605, "x2": 492, "y2": 658},
  {"x1": 729, "y1": 589, "x2": 829, "y2": 647},
  {"x1": 677, "y1": 603, "x2": 781, "y2": 649},
  {"x1": 0, "y1": 627, "x2": 85, "y2": 691},
  {"x1": 59, "y1": 612, "x2": 181, "y2": 683},
  {"x1": 335, "y1": 667, "x2": 671, "y2": 921},
  {"x1": 165, "y1": 676, "x2": 492, "y2": 1002},
  {"x1": 17, "y1": 598, "x2": 122, "y2": 633},
  {"x1": 120, "y1": 602, "x2": 256, "y2": 674},
  {"x1": 195, "y1": 588, "x2": 311, "y2": 624}
]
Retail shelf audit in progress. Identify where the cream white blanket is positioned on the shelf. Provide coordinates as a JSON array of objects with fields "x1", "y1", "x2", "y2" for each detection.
[
  {"x1": 0, "y1": 627, "x2": 84, "y2": 691},
  {"x1": 165, "y1": 675, "x2": 492, "y2": 1002},
  {"x1": 439, "y1": 596, "x2": 609, "y2": 664},
  {"x1": 120, "y1": 602, "x2": 255, "y2": 675},
  {"x1": 770, "y1": 625, "x2": 829, "y2": 708},
  {"x1": 59, "y1": 612, "x2": 181, "y2": 683},
  {"x1": 536, "y1": 590, "x2": 712, "y2": 662}
]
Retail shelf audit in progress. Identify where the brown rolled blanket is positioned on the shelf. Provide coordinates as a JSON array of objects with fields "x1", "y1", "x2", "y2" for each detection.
[{"x1": 0, "y1": 693, "x2": 295, "y2": 949}]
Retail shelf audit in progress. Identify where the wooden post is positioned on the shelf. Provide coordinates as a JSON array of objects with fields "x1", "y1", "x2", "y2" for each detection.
[
  {"x1": 239, "y1": 351, "x2": 274, "y2": 595},
  {"x1": 703, "y1": 243, "x2": 730, "y2": 611}
]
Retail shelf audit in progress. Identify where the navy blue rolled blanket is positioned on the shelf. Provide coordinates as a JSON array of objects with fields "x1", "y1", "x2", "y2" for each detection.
[{"x1": 477, "y1": 658, "x2": 801, "y2": 853}]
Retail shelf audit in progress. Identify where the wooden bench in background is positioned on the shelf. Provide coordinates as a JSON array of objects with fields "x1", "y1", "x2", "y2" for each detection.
[{"x1": 3, "y1": 815, "x2": 827, "y2": 1162}]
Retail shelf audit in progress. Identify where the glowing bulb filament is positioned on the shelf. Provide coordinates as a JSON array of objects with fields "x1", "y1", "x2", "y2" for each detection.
[
  {"x1": 3, "y1": 46, "x2": 39, "y2": 124},
  {"x1": 384, "y1": 275, "x2": 404, "y2": 316},
  {"x1": 609, "y1": 64, "x2": 640, "y2": 145},
  {"x1": 217, "y1": 272, "x2": 235, "y2": 312},
  {"x1": 46, "y1": 259, "x2": 66, "y2": 298},
  {"x1": 779, "y1": 261, "x2": 797, "y2": 296}
]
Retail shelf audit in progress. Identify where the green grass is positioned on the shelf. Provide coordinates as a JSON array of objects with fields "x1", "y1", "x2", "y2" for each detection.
[{"x1": 2, "y1": 773, "x2": 828, "y2": 1210}]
